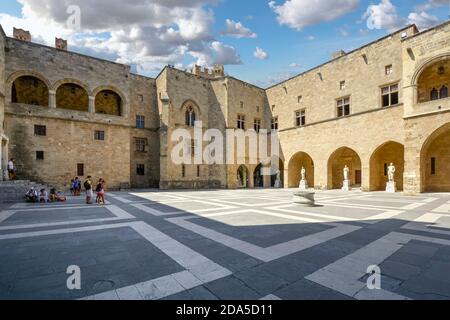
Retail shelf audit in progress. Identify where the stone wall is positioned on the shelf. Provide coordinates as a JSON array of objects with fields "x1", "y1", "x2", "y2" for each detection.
[{"x1": 0, "y1": 25, "x2": 5, "y2": 133}]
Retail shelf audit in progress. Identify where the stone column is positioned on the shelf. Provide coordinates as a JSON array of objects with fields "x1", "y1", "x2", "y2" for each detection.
[
  {"x1": 88, "y1": 96, "x2": 95, "y2": 113},
  {"x1": 1, "y1": 138, "x2": 9, "y2": 181},
  {"x1": 49, "y1": 90, "x2": 56, "y2": 108}
]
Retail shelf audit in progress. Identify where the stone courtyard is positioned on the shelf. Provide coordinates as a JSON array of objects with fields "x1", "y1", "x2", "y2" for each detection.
[{"x1": 1, "y1": 188, "x2": 450, "y2": 300}]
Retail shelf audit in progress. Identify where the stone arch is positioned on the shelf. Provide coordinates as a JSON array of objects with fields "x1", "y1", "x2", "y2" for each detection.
[
  {"x1": 253, "y1": 163, "x2": 264, "y2": 188},
  {"x1": 53, "y1": 79, "x2": 90, "y2": 112},
  {"x1": 181, "y1": 100, "x2": 201, "y2": 127},
  {"x1": 237, "y1": 165, "x2": 249, "y2": 188},
  {"x1": 7, "y1": 71, "x2": 50, "y2": 106},
  {"x1": 420, "y1": 122, "x2": 450, "y2": 192},
  {"x1": 270, "y1": 158, "x2": 285, "y2": 188},
  {"x1": 369, "y1": 141, "x2": 405, "y2": 191},
  {"x1": 412, "y1": 54, "x2": 450, "y2": 103},
  {"x1": 288, "y1": 152, "x2": 314, "y2": 188},
  {"x1": 327, "y1": 147, "x2": 362, "y2": 189},
  {"x1": 92, "y1": 86, "x2": 126, "y2": 116}
]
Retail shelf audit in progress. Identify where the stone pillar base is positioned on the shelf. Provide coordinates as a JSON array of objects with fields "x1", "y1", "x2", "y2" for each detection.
[
  {"x1": 274, "y1": 179, "x2": 282, "y2": 188},
  {"x1": 386, "y1": 181, "x2": 397, "y2": 193},
  {"x1": 299, "y1": 179, "x2": 308, "y2": 191},
  {"x1": 293, "y1": 191, "x2": 316, "y2": 207},
  {"x1": 342, "y1": 180, "x2": 352, "y2": 191}
]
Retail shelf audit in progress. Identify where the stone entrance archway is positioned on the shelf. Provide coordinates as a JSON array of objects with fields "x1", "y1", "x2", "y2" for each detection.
[
  {"x1": 421, "y1": 123, "x2": 450, "y2": 192},
  {"x1": 328, "y1": 147, "x2": 362, "y2": 189},
  {"x1": 237, "y1": 165, "x2": 249, "y2": 188},
  {"x1": 370, "y1": 141, "x2": 405, "y2": 191}
]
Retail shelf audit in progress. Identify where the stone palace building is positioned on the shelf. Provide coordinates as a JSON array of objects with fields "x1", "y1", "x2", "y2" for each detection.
[{"x1": 0, "y1": 21, "x2": 449, "y2": 194}]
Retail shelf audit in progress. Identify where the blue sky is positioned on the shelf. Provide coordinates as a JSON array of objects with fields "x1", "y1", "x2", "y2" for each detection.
[{"x1": 0, "y1": 0, "x2": 448, "y2": 87}]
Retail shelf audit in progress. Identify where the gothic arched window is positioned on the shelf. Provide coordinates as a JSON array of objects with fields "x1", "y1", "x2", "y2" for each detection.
[
  {"x1": 430, "y1": 88, "x2": 439, "y2": 101},
  {"x1": 185, "y1": 107, "x2": 196, "y2": 127},
  {"x1": 440, "y1": 86, "x2": 448, "y2": 99}
]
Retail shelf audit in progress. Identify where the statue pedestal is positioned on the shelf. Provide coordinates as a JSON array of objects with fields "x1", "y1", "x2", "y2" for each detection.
[
  {"x1": 293, "y1": 190, "x2": 316, "y2": 207},
  {"x1": 274, "y1": 179, "x2": 282, "y2": 188},
  {"x1": 342, "y1": 180, "x2": 352, "y2": 191},
  {"x1": 386, "y1": 181, "x2": 397, "y2": 193},
  {"x1": 299, "y1": 180, "x2": 308, "y2": 191}
]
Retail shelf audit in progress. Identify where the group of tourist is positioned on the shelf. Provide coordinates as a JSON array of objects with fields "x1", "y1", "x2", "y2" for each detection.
[
  {"x1": 23, "y1": 175, "x2": 106, "y2": 205},
  {"x1": 72, "y1": 176, "x2": 106, "y2": 205},
  {"x1": 25, "y1": 187, "x2": 66, "y2": 203}
]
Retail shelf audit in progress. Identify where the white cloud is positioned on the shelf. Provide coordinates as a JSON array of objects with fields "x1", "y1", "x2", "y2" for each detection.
[
  {"x1": 254, "y1": 47, "x2": 268, "y2": 60},
  {"x1": 269, "y1": 0, "x2": 359, "y2": 31},
  {"x1": 0, "y1": 0, "x2": 244, "y2": 76},
  {"x1": 222, "y1": 19, "x2": 257, "y2": 38},
  {"x1": 364, "y1": 0, "x2": 405, "y2": 32},
  {"x1": 416, "y1": 0, "x2": 449, "y2": 11},
  {"x1": 307, "y1": 35, "x2": 315, "y2": 41},
  {"x1": 408, "y1": 11, "x2": 439, "y2": 30},
  {"x1": 362, "y1": 0, "x2": 442, "y2": 33},
  {"x1": 289, "y1": 62, "x2": 301, "y2": 68}
]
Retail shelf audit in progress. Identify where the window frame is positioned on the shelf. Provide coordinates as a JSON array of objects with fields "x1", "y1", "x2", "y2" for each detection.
[
  {"x1": 254, "y1": 118, "x2": 261, "y2": 133},
  {"x1": 136, "y1": 164, "x2": 145, "y2": 176},
  {"x1": 36, "y1": 151, "x2": 44, "y2": 161},
  {"x1": 135, "y1": 138, "x2": 147, "y2": 152},
  {"x1": 34, "y1": 125, "x2": 47, "y2": 136},
  {"x1": 336, "y1": 97, "x2": 351, "y2": 118},
  {"x1": 271, "y1": 117, "x2": 279, "y2": 131},
  {"x1": 94, "y1": 130, "x2": 105, "y2": 141},
  {"x1": 136, "y1": 115, "x2": 145, "y2": 129},
  {"x1": 295, "y1": 109, "x2": 306, "y2": 127},
  {"x1": 237, "y1": 114, "x2": 246, "y2": 130},
  {"x1": 381, "y1": 83, "x2": 399, "y2": 108}
]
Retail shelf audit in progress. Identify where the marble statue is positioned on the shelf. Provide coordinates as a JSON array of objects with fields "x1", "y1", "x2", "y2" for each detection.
[
  {"x1": 388, "y1": 163, "x2": 396, "y2": 182},
  {"x1": 343, "y1": 165, "x2": 350, "y2": 181},
  {"x1": 299, "y1": 166, "x2": 308, "y2": 190},
  {"x1": 386, "y1": 163, "x2": 397, "y2": 193},
  {"x1": 342, "y1": 165, "x2": 351, "y2": 191},
  {"x1": 301, "y1": 167, "x2": 306, "y2": 181}
]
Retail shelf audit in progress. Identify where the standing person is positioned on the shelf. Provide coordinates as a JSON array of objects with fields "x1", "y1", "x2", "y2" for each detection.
[
  {"x1": 8, "y1": 158, "x2": 15, "y2": 181},
  {"x1": 73, "y1": 177, "x2": 80, "y2": 196},
  {"x1": 95, "y1": 179, "x2": 106, "y2": 205},
  {"x1": 84, "y1": 176, "x2": 93, "y2": 204},
  {"x1": 70, "y1": 179, "x2": 75, "y2": 196}
]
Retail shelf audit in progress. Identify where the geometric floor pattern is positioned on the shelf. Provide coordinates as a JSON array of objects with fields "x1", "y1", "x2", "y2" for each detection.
[{"x1": 1, "y1": 188, "x2": 450, "y2": 300}]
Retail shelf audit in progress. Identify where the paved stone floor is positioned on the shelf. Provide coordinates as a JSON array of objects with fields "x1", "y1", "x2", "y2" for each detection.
[{"x1": 1, "y1": 188, "x2": 450, "y2": 300}]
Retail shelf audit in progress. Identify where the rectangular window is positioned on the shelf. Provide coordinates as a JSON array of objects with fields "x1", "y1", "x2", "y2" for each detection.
[
  {"x1": 181, "y1": 164, "x2": 186, "y2": 178},
  {"x1": 135, "y1": 138, "x2": 146, "y2": 152},
  {"x1": 382, "y1": 84, "x2": 399, "y2": 107},
  {"x1": 240, "y1": 101, "x2": 244, "y2": 109},
  {"x1": 190, "y1": 139, "x2": 196, "y2": 157},
  {"x1": 136, "y1": 115, "x2": 145, "y2": 129},
  {"x1": 138, "y1": 94, "x2": 144, "y2": 102},
  {"x1": 77, "y1": 163, "x2": 84, "y2": 177},
  {"x1": 36, "y1": 151, "x2": 44, "y2": 161},
  {"x1": 136, "y1": 164, "x2": 145, "y2": 176},
  {"x1": 337, "y1": 97, "x2": 351, "y2": 117},
  {"x1": 197, "y1": 165, "x2": 200, "y2": 178},
  {"x1": 94, "y1": 130, "x2": 105, "y2": 141},
  {"x1": 385, "y1": 65, "x2": 393, "y2": 75},
  {"x1": 340, "y1": 81, "x2": 346, "y2": 90},
  {"x1": 256, "y1": 106, "x2": 260, "y2": 113},
  {"x1": 34, "y1": 125, "x2": 46, "y2": 136},
  {"x1": 298, "y1": 95, "x2": 303, "y2": 103},
  {"x1": 271, "y1": 117, "x2": 278, "y2": 131},
  {"x1": 254, "y1": 119, "x2": 261, "y2": 133},
  {"x1": 431, "y1": 157, "x2": 436, "y2": 175},
  {"x1": 295, "y1": 110, "x2": 306, "y2": 127},
  {"x1": 237, "y1": 115, "x2": 245, "y2": 130}
]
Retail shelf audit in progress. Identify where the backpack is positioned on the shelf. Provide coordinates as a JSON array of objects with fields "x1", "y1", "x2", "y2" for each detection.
[
  {"x1": 96, "y1": 183, "x2": 102, "y2": 192},
  {"x1": 84, "y1": 180, "x2": 91, "y2": 190}
]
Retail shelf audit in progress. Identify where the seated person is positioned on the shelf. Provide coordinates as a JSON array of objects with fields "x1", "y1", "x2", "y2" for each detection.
[
  {"x1": 49, "y1": 188, "x2": 66, "y2": 202},
  {"x1": 39, "y1": 189, "x2": 49, "y2": 203},
  {"x1": 25, "y1": 188, "x2": 38, "y2": 203}
]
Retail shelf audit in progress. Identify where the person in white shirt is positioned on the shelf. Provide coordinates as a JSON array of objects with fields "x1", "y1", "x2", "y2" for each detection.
[{"x1": 7, "y1": 158, "x2": 15, "y2": 180}]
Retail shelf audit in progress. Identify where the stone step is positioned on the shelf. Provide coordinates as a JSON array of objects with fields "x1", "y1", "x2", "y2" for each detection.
[{"x1": 0, "y1": 180, "x2": 51, "y2": 203}]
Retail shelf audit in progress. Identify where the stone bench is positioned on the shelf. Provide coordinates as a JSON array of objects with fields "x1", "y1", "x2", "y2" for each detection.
[{"x1": 293, "y1": 190, "x2": 316, "y2": 207}]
